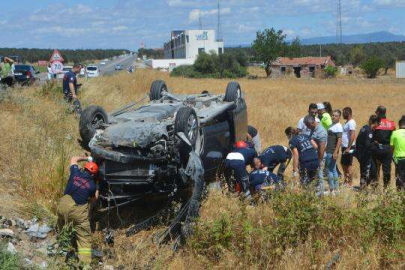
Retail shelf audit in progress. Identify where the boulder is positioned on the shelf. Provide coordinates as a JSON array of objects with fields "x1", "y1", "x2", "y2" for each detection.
[{"x1": 0, "y1": 228, "x2": 14, "y2": 237}]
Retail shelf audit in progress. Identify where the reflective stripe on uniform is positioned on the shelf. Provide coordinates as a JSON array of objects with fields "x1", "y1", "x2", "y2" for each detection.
[
  {"x1": 226, "y1": 152, "x2": 245, "y2": 161},
  {"x1": 78, "y1": 248, "x2": 92, "y2": 254}
]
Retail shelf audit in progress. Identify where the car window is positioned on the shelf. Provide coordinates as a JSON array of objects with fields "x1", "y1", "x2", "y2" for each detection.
[
  {"x1": 87, "y1": 67, "x2": 98, "y2": 71},
  {"x1": 14, "y1": 65, "x2": 30, "y2": 71}
]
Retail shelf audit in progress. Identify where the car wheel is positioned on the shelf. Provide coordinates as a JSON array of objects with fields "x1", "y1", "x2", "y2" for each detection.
[
  {"x1": 224, "y1": 81, "x2": 242, "y2": 102},
  {"x1": 175, "y1": 107, "x2": 198, "y2": 148},
  {"x1": 79, "y1": 105, "x2": 108, "y2": 147},
  {"x1": 150, "y1": 80, "x2": 167, "y2": 101}
]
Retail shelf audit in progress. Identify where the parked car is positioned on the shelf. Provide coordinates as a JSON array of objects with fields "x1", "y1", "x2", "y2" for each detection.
[
  {"x1": 13, "y1": 64, "x2": 40, "y2": 86},
  {"x1": 57, "y1": 66, "x2": 73, "y2": 79},
  {"x1": 100, "y1": 61, "x2": 106, "y2": 66},
  {"x1": 114, "y1": 64, "x2": 123, "y2": 71},
  {"x1": 86, "y1": 65, "x2": 100, "y2": 78},
  {"x1": 79, "y1": 80, "x2": 247, "y2": 243}
]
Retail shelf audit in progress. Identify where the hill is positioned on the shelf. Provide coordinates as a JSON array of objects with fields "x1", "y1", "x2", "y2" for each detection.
[{"x1": 300, "y1": 31, "x2": 405, "y2": 45}]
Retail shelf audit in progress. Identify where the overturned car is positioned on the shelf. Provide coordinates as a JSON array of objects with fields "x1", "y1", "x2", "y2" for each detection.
[{"x1": 79, "y1": 80, "x2": 247, "y2": 240}]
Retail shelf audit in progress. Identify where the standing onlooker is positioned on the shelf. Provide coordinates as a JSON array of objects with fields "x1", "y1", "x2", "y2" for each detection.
[
  {"x1": 1, "y1": 57, "x2": 14, "y2": 86},
  {"x1": 323, "y1": 102, "x2": 333, "y2": 116},
  {"x1": 63, "y1": 65, "x2": 82, "y2": 115},
  {"x1": 325, "y1": 101, "x2": 343, "y2": 179},
  {"x1": 247, "y1": 125, "x2": 262, "y2": 154},
  {"x1": 285, "y1": 127, "x2": 319, "y2": 187},
  {"x1": 390, "y1": 116, "x2": 405, "y2": 190},
  {"x1": 47, "y1": 63, "x2": 53, "y2": 80},
  {"x1": 317, "y1": 103, "x2": 332, "y2": 131},
  {"x1": 341, "y1": 107, "x2": 357, "y2": 186},
  {"x1": 372, "y1": 106, "x2": 396, "y2": 188},
  {"x1": 304, "y1": 115, "x2": 327, "y2": 194},
  {"x1": 297, "y1": 103, "x2": 320, "y2": 135},
  {"x1": 325, "y1": 110, "x2": 343, "y2": 192},
  {"x1": 356, "y1": 115, "x2": 380, "y2": 188}
]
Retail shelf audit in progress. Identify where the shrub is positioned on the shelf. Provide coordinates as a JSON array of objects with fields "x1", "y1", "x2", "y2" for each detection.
[
  {"x1": 171, "y1": 51, "x2": 249, "y2": 79},
  {"x1": 194, "y1": 52, "x2": 218, "y2": 75},
  {"x1": 170, "y1": 65, "x2": 201, "y2": 78},
  {"x1": 360, "y1": 56, "x2": 384, "y2": 78},
  {"x1": 324, "y1": 65, "x2": 338, "y2": 78}
]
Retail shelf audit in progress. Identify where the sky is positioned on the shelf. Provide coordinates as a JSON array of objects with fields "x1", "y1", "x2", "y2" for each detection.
[{"x1": 0, "y1": 0, "x2": 404, "y2": 50}]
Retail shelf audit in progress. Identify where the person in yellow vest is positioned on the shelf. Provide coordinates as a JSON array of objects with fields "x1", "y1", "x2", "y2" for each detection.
[
  {"x1": 317, "y1": 103, "x2": 332, "y2": 131},
  {"x1": 390, "y1": 117, "x2": 405, "y2": 190},
  {"x1": 57, "y1": 156, "x2": 99, "y2": 264}
]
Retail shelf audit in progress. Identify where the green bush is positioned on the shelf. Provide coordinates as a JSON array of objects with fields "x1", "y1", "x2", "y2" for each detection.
[
  {"x1": 324, "y1": 65, "x2": 338, "y2": 78},
  {"x1": 170, "y1": 65, "x2": 202, "y2": 78},
  {"x1": 360, "y1": 56, "x2": 384, "y2": 78},
  {"x1": 171, "y1": 51, "x2": 249, "y2": 79},
  {"x1": 188, "y1": 190, "x2": 405, "y2": 268}
]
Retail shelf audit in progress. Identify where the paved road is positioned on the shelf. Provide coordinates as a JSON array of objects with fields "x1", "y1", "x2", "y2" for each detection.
[{"x1": 99, "y1": 55, "x2": 136, "y2": 75}]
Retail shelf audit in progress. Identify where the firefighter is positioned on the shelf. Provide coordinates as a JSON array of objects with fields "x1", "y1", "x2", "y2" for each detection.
[
  {"x1": 372, "y1": 106, "x2": 396, "y2": 188},
  {"x1": 57, "y1": 156, "x2": 99, "y2": 264}
]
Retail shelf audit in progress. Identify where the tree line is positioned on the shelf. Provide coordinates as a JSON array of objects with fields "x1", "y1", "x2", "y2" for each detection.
[
  {"x1": 0, "y1": 48, "x2": 130, "y2": 64},
  {"x1": 227, "y1": 32, "x2": 405, "y2": 75}
]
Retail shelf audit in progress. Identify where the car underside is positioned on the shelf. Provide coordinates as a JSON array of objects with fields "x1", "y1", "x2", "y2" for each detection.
[{"x1": 79, "y1": 80, "x2": 247, "y2": 242}]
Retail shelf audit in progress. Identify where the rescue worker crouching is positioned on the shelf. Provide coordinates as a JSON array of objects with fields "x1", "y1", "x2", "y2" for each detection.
[
  {"x1": 224, "y1": 141, "x2": 257, "y2": 195},
  {"x1": 250, "y1": 157, "x2": 281, "y2": 192},
  {"x1": 254, "y1": 145, "x2": 292, "y2": 186},
  {"x1": 57, "y1": 156, "x2": 99, "y2": 265}
]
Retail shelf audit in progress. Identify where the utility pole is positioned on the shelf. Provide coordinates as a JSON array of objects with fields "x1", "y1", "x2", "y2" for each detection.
[
  {"x1": 199, "y1": 10, "x2": 202, "y2": 30},
  {"x1": 336, "y1": 0, "x2": 342, "y2": 44},
  {"x1": 217, "y1": 0, "x2": 221, "y2": 40},
  {"x1": 319, "y1": 45, "x2": 322, "y2": 57}
]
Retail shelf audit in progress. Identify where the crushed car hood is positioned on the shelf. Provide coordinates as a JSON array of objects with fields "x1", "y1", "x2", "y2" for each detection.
[{"x1": 98, "y1": 121, "x2": 168, "y2": 148}]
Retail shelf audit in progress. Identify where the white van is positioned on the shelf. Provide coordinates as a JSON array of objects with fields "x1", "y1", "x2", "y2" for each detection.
[{"x1": 86, "y1": 65, "x2": 99, "y2": 78}]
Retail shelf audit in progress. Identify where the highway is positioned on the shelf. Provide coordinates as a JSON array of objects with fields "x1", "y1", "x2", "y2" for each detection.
[{"x1": 99, "y1": 54, "x2": 136, "y2": 75}]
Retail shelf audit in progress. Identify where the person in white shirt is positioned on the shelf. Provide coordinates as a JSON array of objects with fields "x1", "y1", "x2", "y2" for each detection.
[
  {"x1": 341, "y1": 107, "x2": 357, "y2": 186},
  {"x1": 47, "y1": 64, "x2": 53, "y2": 80},
  {"x1": 297, "y1": 103, "x2": 320, "y2": 135}
]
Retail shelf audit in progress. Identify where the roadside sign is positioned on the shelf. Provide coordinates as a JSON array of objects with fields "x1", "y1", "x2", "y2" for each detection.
[
  {"x1": 50, "y1": 49, "x2": 64, "y2": 63},
  {"x1": 51, "y1": 61, "x2": 64, "y2": 74},
  {"x1": 38, "y1": 60, "x2": 47, "y2": 66}
]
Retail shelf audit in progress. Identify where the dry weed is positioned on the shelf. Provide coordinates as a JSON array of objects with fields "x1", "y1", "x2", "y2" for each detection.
[{"x1": 0, "y1": 70, "x2": 404, "y2": 269}]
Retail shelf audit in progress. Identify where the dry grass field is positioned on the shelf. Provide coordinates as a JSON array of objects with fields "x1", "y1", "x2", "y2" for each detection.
[{"x1": 0, "y1": 68, "x2": 404, "y2": 269}]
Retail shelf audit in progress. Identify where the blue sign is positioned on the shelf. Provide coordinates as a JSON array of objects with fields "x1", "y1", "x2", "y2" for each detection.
[{"x1": 196, "y1": 31, "x2": 208, "y2": 41}]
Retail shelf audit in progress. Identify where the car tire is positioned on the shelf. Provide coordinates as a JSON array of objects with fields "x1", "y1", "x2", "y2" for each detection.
[
  {"x1": 224, "y1": 81, "x2": 242, "y2": 102},
  {"x1": 79, "y1": 105, "x2": 108, "y2": 147},
  {"x1": 175, "y1": 107, "x2": 198, "y2": 148},
  {"x1": 150, "y1": 80, "x2": 167, "y2": 101}
]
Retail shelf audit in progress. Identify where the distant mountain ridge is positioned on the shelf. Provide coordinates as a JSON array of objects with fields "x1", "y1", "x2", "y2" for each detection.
[
  {"x1": 226, "y1": 31, "x2": 405, "y2": 47},
  {"x1": 300, "y1": 31, "x2": 405, "y2": 45}
]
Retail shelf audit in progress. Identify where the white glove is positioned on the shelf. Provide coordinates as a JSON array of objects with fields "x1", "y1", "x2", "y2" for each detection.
[
  {"x1": 87, "y1": 156, "x2": 93, "y2": 162},
  {"x1": 293, "y1": 171, "x2": 298, "y2": 178}
]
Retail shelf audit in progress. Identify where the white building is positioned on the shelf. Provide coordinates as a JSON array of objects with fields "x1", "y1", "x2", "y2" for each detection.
[
  {"x1": 396, "y1": 61, "x2": 405, "y2": 78},
  {"x1": 164, "y1": 30, "x2": 224, "y2": 60},
  {"x1": 145, "y1": 29, "x2": 224, "y2": 70}
]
